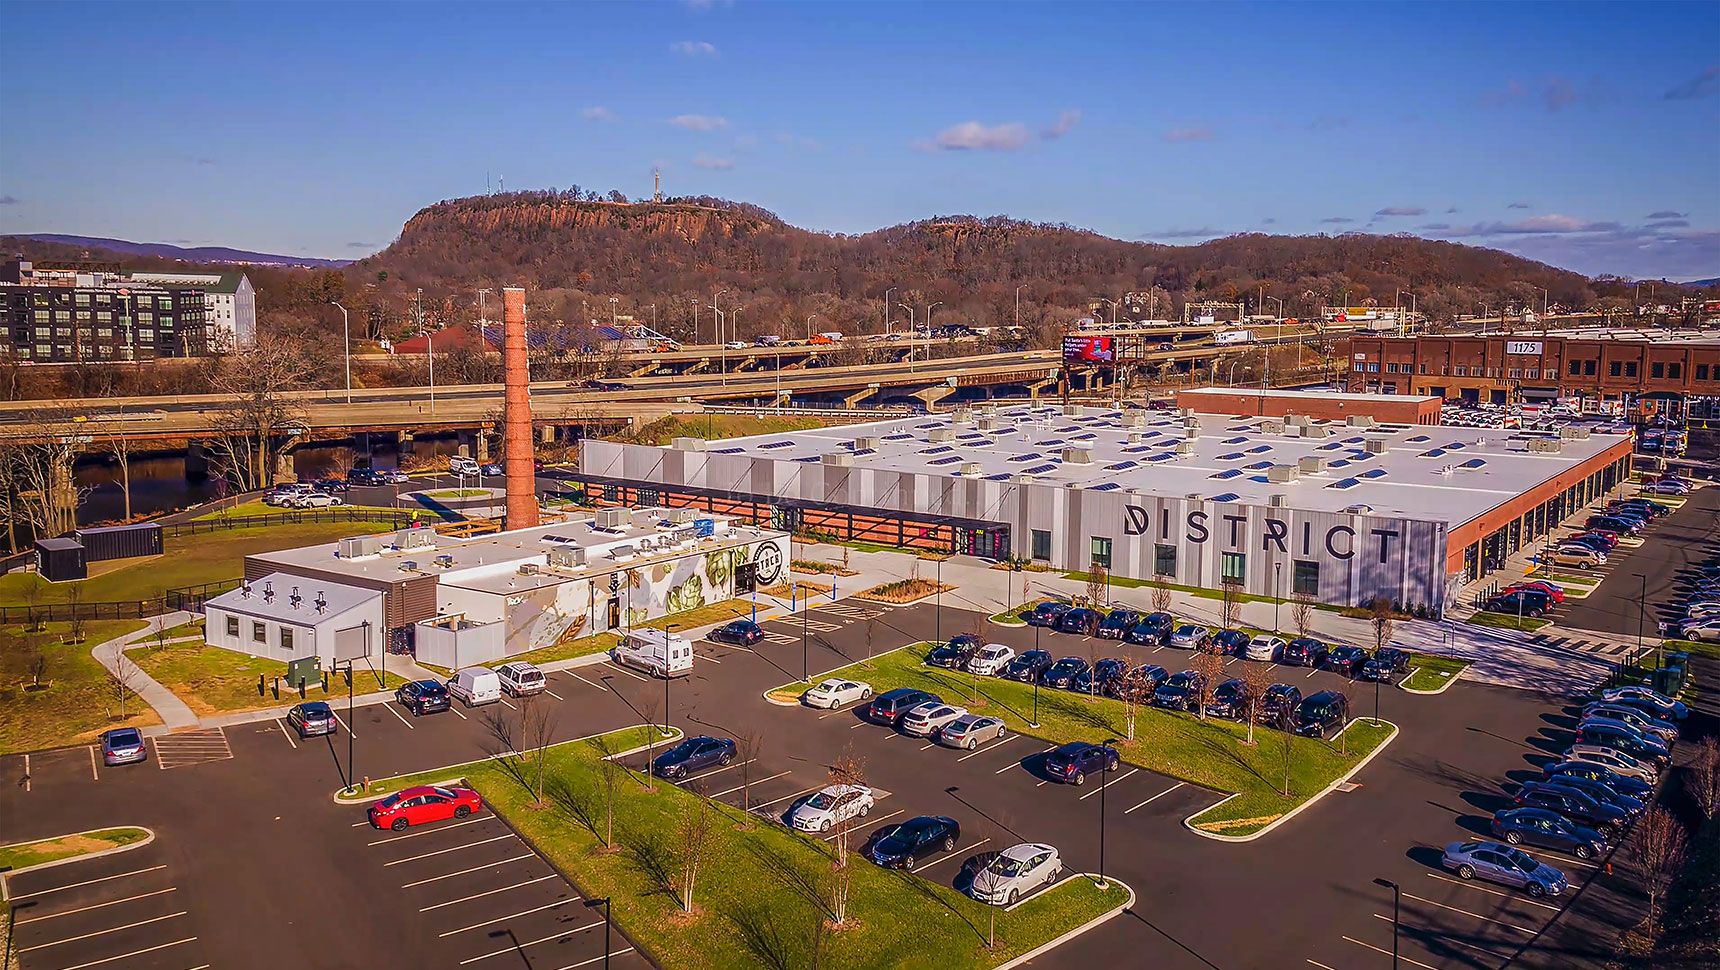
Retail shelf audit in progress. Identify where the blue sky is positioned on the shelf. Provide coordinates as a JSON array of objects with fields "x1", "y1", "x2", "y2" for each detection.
[{"x1": 2, "y1": 1, "x2": 1717, "y2": 279}]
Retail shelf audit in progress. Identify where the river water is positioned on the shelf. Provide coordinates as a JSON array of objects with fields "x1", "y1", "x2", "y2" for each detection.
[{"x1": 71, "y1": 435, "x2": 462, "y2": 526}]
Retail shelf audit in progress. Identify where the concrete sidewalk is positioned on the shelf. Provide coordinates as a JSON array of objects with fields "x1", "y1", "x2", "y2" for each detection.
[{"x1": 89, "y1": 612, "x2": 201, "y2": 732}]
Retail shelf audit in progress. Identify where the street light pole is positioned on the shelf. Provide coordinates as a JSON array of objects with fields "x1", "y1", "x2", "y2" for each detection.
[
  {"x1": 664, "y1": 623, "x2": 674, "y2": 737},
  {"x1": 936, "y1": 555, "x2": 944, "y2": 645},
  {"x1": 884, "y1": 287, "x2": 895, "y2": 337},
  {"x1": 898, "y1": 304, "x2": 916, "y2": 370},
  {"x1": 330, "y1": 302, "x2": 351, "y2": 404},
  {"x1": 583, "y1": 897, "x2": 612, "y2": 968},
  {"x1": 1274, "y1": 561, "x2": 1283, "y2": 634},
  {"x1": 801, "y1": 588, "x2": 810, "y2": 683},
  {"x1": 1373, "y1": 878, "x2": 1400, "y2": 968},
  {"x1": 1031, "y1": 621, "x2": 1042, "y2": 728},
  {"x1": 1097, "y1": 739, "x2": 1119, "y2": 890},
  {"x1": 1634, "y1": 572, "x2": 1647, "y2": 667}
]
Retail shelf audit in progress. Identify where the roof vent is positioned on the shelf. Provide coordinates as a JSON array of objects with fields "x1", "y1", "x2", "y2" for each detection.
[
  {"x1": 852, "y1": 436, "x2": 881, "y2": 451},
  {"x1": 951, "y1": 408, "x2": 975, "y2": 425},
  {"x1": 822, "y1": 452, "x2": 854, "y2": 466},
  {"x1": 928, "y1": 428, "x2": 956, "y2": 443},
  {"x1": 977, "y1": 417, "x2": 998, "y2": 431},
  {"x1": 1298, "y1": 455, "x2": 1327, "y2": 473},
  {"x1": 1285, "y1": 424, "x2": 1304, "y2": 437},
  {"x1": 289, "y1": 586, "x2": 302, "y2": 609},
  {"x1": 960, "y1": 462, "x2": 984, "y2": 476},
  {"x1": 1126, "y1": 431, "x2": 1144, "y2": 443},
  {"x1": 1345, "y1": 504, "x2": 1375, "y2": 515},
  {"x1": 314, "y1": 592, "x2": 327, "y2": 614},
  {"x1": 548, "y1": 547, "x2": 586, "y2": 568},
  {"x1": 1266, "y1": 464, "x2": 1301, "y2": 483},
  {"x1": 1261, "y1": 418, "x2": 1286, "y2": 434},
  {"x1": 433, "y1": 554, "x2": 455, "y2": 568},
  {"x1": 1346, "y1": 415, "x2": 1376, "y2": 428},
  {"x1": 518, "y1": 563, "x2": 542, "y2": 576},
  {"x1": 1527, "y1": 438, "x2": 1564, "y2": 453},
  {"x1": 596, "y1": 507, "x2": 634, "y2": 529},
  {"x1": 262, "y1": 581, "x2": 275, "y2": 603},
  {"x1": 1269, "y1": 494, "x2": 1289, "y2": 507},
  {"x1": 671, "y1": 437, "x2": 708, "y2": 452},
  {"x1": 1178, "y1": 408, "x2": 1196, "y2": 418},
  {"x1": 399, "y1": 560, "x2": 418, "y2": 572},
  {"x1": 1059, "y1": 447, "x2": 1093, "y2": 465},
  {"x1": 1364, "y1": 438, "x2": 1389, "y2": 454},
  {"x1": 1175, "y1": 440, "x2": 1198, "y2": 455}
]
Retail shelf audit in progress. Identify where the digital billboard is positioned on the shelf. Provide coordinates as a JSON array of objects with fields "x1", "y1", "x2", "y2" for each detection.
[{"x1": 1063, "y1": 335, "x2": 1116, "y2": 364}]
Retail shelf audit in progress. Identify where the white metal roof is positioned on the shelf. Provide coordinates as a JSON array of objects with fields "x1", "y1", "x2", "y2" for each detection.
[{"x1": 207, "y1": 572, "x2": 380, "y2": 624}]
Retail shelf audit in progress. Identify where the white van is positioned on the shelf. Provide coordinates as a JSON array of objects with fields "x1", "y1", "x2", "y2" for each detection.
[
  {"x1": 611, "y1": 629, "x2": 693, "y2": 679},
  {"x1": 448, "y1": 456, "x2": 481, "y2": 477},
  {"x1": 447, "y1": 667, "x2": 502, "y2": 707},
  {"x1": 496, "y1": 661, "x2": 547, "y2": 698}
]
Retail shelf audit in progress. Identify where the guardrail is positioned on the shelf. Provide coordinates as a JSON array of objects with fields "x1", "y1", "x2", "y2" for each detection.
[{"x1": 703, "y1": 404, "x2": 917, "y2": 418}]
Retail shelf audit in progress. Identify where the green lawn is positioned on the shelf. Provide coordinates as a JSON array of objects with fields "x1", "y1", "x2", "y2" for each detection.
[
  {"x1": 611, "y1": 412, "x2": 853, "y2": 446},
  {"x1": 1063, "y1": 572, "x2": 1281, "y2": 605},
  {"x1": 351, "y1": 726, "x2": 1129, "y2": 970},
  {"x1": 1466, "y1": 611, "x2": 1553, "y2": 632},
  {"x1": 637, "y1": 598, "x2": 762, "y2": 633},
  {"x1": 1401, "y1": 654, "x2": 1472, "y2": 692},
  {"x1": 128, "y1": 640, "x2": 404, "y2": 717},
  {"x1": 0, "y1": 620, "x2": 155, "y2": 754},
  {"x1": 155, "y1": 618, "x2": 205, "y2": 640},
  {"x1": 772, "y1": 646, "x2": 1393, "y2": 838},
  {"x1": 1660, "y1": 639, "x2": 1720, "y2": 661},
  {"x1": 422, "y1": 489, "x2": 492, "y2": 499},
  {"x1": 0, "y1": 520, "x2": 396, "y2": 607},
  {"x1": 193, "y1": 499, "x2": 408, "y2": 521},
  {"x1": 0, "y1": 827, "x2": 150, "y2": 872}
]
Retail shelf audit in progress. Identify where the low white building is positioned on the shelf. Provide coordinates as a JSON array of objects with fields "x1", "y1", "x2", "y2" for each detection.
[
  {"x1": 203, "y1": 573, "x2": 385, "y2": 672},
  {"x1": 128, "y1": 270, "x2": 256, "y2": 351}
]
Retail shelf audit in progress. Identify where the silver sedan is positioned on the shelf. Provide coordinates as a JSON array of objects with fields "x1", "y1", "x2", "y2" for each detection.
[{"x1": 935, "y1": 714, "x2": 1007, "y2": 749}]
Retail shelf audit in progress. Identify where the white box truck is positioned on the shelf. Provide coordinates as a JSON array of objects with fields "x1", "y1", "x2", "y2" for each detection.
[
  {"x1": 1214, "y1": 330, "x2": 1254, "y2": 346},
  {"x1": 612, "y1": 629, "x2": 694, "y2": 678},
  {"x1": 447, "y1": 667, "x2": 502, "y2": 707}
]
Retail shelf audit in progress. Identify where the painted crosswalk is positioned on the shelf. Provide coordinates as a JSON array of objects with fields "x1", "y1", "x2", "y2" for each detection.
[
  {"x1": 1527, "y1": 633, "x2": 1633, "y2": 657},
  {"x1": 152, "y1": 728, "x2": 233, "y2": 769},
  {"x1": 817, "y1": 604, "x2": 886, "y2": 620}
]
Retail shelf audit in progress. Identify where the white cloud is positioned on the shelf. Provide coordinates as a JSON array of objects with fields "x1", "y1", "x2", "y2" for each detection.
[
  {"x1": 1163, "y1": 127, "x2": 1215, "y2": 143},
  {"x1": 1375, "y1": 206, "x2": 1426, "y2": 217},
  {"x1": 581, "y1": 106, "x2": 615, "y2": 122},
  {"x1": 1042, "y1": 109, "x2": 1081, "y2": 140},
  {"x1": 692, "y1": 153, "x2": 734, "y2": 171},
  {"x1": 930, "y1": 120, "x2": 1032, "y2": 152},
  {"x1": 1663, "y1": 64, "x2": 1719, "y2": 101},
  {"x1": 670, "y1": 40, "x2": 718, "y2": 56},
  {"x1": 668, "y1": 114, "x2": 730, "y2": 131}
]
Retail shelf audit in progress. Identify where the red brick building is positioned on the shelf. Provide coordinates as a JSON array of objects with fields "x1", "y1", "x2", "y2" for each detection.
[{"x1": 1177, "y1": 387, "x2": 1443, "y2": 424}]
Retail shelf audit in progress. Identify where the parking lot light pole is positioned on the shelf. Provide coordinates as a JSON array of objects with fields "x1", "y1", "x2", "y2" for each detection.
[
  {"x1": 801, "y1": 591, "x2": 810, "y2": 683},
  {"x1": 1030, "y1": 622, "x2": 1042, "y2": 728},
  {"x1": 1373, "y1": 878, "x2": 1400, "y2": 968},
  {"x1": 1274, "y1": 561, "x2": 1283, "y2": 633},
  {"x1": 1097, "y1": 739, "x2": 1120, "y2": 890},
  {"x1": 583, "y1": 897, "x2": 612, "y2": 968},
  {"x1": 664, "y1": 624, "x2": 675, "y2": 737},
  {"x1": 345, "y1": 657, "x2": 355, "y2": 792},
  {"x1": 936, "y1": 554, "x2": 944, "y2": 645},
  {"x1": 1633, "y1": 572, "x2": 1647, "y2": 667}
]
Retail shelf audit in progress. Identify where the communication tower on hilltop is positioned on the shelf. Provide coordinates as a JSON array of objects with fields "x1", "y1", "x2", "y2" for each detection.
[{"x1": 653, "y1": 169, "x2": 662, "y2": 203}]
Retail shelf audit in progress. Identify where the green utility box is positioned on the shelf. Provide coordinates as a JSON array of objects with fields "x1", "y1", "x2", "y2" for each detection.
[
  {"x1": 1651, "y1": 664, "x2": 1685, "y2": 699},
  {"x1": 285, "y1": 656, "x2": 321, "y2": 690}
]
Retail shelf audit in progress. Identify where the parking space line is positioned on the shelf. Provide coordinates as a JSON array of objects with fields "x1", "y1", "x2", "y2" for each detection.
[
  {"x1": 1125, "y1": 781, "x2": 1185, "y2": 814},
  {"x1": 566, "y1": 672, "x2": 609, "y2": 692},
  {"x1": 918, "y1": 741, "x2": 938, "y2": 751},
  {"x1": 8, "y1": 865, "x2": 168, "y2": 900},
  {"x1": 1306, "y1": 668, "x2": 1319, "y2": 679},
  {"x1": 16, "y1": 887, "x2": 178, "y2": 924},
  {"x1": 1080, "y1": 768, "x2": 1138, "y2": 799},
  {"x1": 421, "y1": 874, "x2": 562, "y2": 911},
  {"x1": 1306, "y1": 961, "x2": 1338, "y2": 970},
  {"x1": 20, "y1": 911, "x2": 186, "y2": 951},
  {"x1": 458, "y1": 920, "x2": 604, "y2": 963},
  {"x1": 545, "y1": 688, "x2": 566, "y2": 701},
  {"x1": 499, "y1": 698, "x2": 517, "y2": 710},
  {"x1": 827, "y1": 810, "x2": 903, "y2": 840},
  {"x1": 1398, "y1": 926, "x2": 1513, "y2": 962},
  {"x1": 331, "y1": 709, "x2": 355, "y2": 737},
  {"x1": 440, "y1": 898, "x2": 574, "y2": 936},
  {"x1": 276, "y1": 720, "x2": 298, "y2": 748},
  {"x1": 958, "y1": 734, "x2": 1019, "y2": 762},
  {"x1": 750, "y1": 785, "x2": 823, "y2": 811},
  {"x1": 89, "y1": 745, "x2": 99, "y2": 780},
  {"x1": 448, "y1": 704, "x2": 468, "y2": 720},
  {"x1": 1341, "y1": 936, "x2": 1438, "y2": 970},
  {"x1": 368, "y1": 815, "x2": 489, "y2": 845},
  {"x1": 849, "y1": 721, "x2": 869, "y2": 730},
  {"x1": 384, "y1": 833, "x2": 515, "y2": 866},
  {"x1": 1400, "y1": 893, "x2": 1535, "y2": 933},
  {"x1": 920, "y1": 837, "x2": 989, "y2": 871},
  {"x1": 1423, "y1": 873, "x2": 1562, "y2": 912},
  {"x1": 384, "y1": 703, "x2": 415, "y2": 729},
  {"x1": 679, "y1": 759, "x2": 756, "y2": 784},
  {"x1": 57, "y1": 938, "x2": 198, "y2": 970},
  {"x1": 603, "y1": 662, "x2": 650, "y2": 683},
  {"x1": 709, "y1": 771, "x2": 790, "y2": 800},
  {"x1": 400, "y1": 853, "x2": 536, "y2": 888},
  {"x1": 550, "y1": 950, "x2": 636, "y2": 970}
]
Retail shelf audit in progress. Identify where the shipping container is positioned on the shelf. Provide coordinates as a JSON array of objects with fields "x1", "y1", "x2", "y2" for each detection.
[
  {"x1": 74, "y1": 522, "x2": 164, "y2": 562},
  {"x1": 35, "y1": 538, "x2": 87, "y2": 582}
]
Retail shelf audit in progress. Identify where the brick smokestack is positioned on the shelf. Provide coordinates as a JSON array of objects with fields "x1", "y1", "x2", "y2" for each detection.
[{"x1": 502, "y1": 287, "x2": 539, "y2": 529}]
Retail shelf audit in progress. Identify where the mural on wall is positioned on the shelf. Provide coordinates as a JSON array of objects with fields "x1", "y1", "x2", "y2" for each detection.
[{"x1": 502, "y1": 535, "x2": 792, "y2": 656}]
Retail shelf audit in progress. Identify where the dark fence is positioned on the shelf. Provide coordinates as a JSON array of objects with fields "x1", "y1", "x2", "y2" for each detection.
[
  {"x1": 0, "y1": 578, "x2": 243, "y2": 625},
  {"x1": 162, "y1": 508, "x2": 418, "y2": 537}
]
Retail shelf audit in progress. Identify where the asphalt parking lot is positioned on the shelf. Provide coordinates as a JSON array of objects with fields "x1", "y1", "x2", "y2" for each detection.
[
  {"x1": 4, "y1": 841, "x2": 212, "y2": 970},
  {"x1": 1553, "y1": 484, "x2": 1719, "y2": 636}
]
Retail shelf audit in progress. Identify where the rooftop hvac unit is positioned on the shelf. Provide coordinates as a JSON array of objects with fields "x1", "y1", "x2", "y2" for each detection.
[
  {"x1": 1178, "y1": 408, "x2": 1195, "y2": 418},
  {"x1": 671, "y1": 437, "x2": 707, "y2": 451},
  {"x1": 596, "y1": 507, "x2": 634, "y2": 529},
  {"x1": 1285, "y1": 424, "x2": 1305, "y2": 437},
  {"x1": 1266, "y1": 464, "x2": 1300, "y2": 483},
  {"x1": 1126, "y1": 431, "x2": 1144, "y2": 443},
  {"x1": 1121, "y1": 412, "x2": 1146, "y2": 428},
  {"x1": 1286, "y1": 414, "x2": 1311, "y2": 427},
  {"x1": 929, "y1": 428, "x2": 956, "y2": 442},
  {"x1": 1269, "y1": 494, "x2": 1289, "y2": 507},
  {"x1": 1298, "y1": 456, "x2": 1327, "y2": 473},
  {"x1": 1261, "y1": 418, "x2": 1287, "y2": 434},
  {"x1": 518, "y1": 563, "x2": 541, "y2": 576},
  {"x1": 395, "y1": 525, "x2": 436, "y2": 550},
  {"x1": 433, "y1": 554, "x2": 455, "y2": 569},
  {"x1": 977, "y1": 418, "x2": 998, "y2": 431},
  {"x1": 951, "y1": 408, "x2": 975, "y2": 425},
  {"x1": 548, "y1": 547, "x2": 586, "y2": 568},
  {"x1": 1346, "y1": 415, "x2": 1377, "y2": 428},
  {"x1": 1560, "y1": 426, "x2": 1591, "y2": 440},
  {"x1": 399, "y1": 560, "x2": 419, "y2": 572},
  {"x1": 1527, "y1": 438, "x2": 1564, "y2": 453},
  {"x1": 1175, "y1": 440, "x2": 1198, "y2": 455},
  {"x1": 960, "y1": 462, "x2": 984, "y2": 476},
  {"x1": 1302, "y1": 424, "x2": 1332, "y2": 439},
  {"x1": 852, "y1": 436, "x2": 881, "y2": 451},
  {"x1": 1061, "y1": 405, "x2": 1080, "y2": 417},
  {"x1": 607, "y1": 544, "x2": 637, "y2": 560},
  {"x1": 669, "y1": 508, "x2": 697, "y2": 525},
  {"x1": 1364, "y1": 438, "x2": 1389, "y2": 454},
  {"x1": 1060, "y1": 447, "x2": 1093, "y2": 464},
  {"x1": 822, "y1": 452, "x2": 854, "y2": 466},
  {"x1": 338, "y1": 534, "x2": 383, "y2": 559}
]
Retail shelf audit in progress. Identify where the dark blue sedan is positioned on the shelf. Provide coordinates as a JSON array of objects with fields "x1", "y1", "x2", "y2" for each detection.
[
  {"x1": 653, "y1": 735, "x2": 736, "y2": 779},
  {"x1": 708, "y1": 620, "x2": 764, "y2": 646}
]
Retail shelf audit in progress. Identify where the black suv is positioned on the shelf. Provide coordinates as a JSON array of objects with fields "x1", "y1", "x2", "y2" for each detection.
[
  {"x1": 1325, "y1": 646, "x2": 1370, "y2": 676},
  {"x1": 1003, "y1": 649, "x2": 1053, "y2": 682},
  {"x1": 928, "y1": 635, "x2": 982, "y2": 669},
  {"x1": 1360, "y1": 648, "x2": 1411, "y2": 682},
  {"x1": 1125, "y1": 612, "x2": 1176, "y2": 645},
  {"x1": 1028, "y1": 603, "x2": 1073, "y2": 627},
  {"x1": 1096, "y1": 609, "x2": 1141, "y2": 639},
  {"x1": 1040, "y1": 657, "x2": 1089, "y2": 690},
  {"x1": 1483, "y1": 589, "x2": 1552, "y2": 616},
  {"x1": 347, "y1": 468, "x2": 387, "y2": 487},
  {"x1": 1058, "y1": 608, "x2": 1102, "y2": 635},
  {"x1": 867, "y1": 815, "x2": 960, "y2": 870},
  {"x1": 869, "y1": 688, "x2": 941, "y2": 726},
  {"x1": 1259, "y1": 684, "x2": 1303, "y2": 728},
  {"x1": 1073, "y1": 658, "x2": 1129, "y2": 695},
  {"x1": 1206, "y1": 679, "x2": 1249, "y2": 719},
  {"x1": 1153, "y1": 670, "x2": 1207, "y2": 711},
  {"x1": 1044, "y1": 742, "x2": 1118, "y2": 785},
  {"x1": 396, "y1": 680, "x2": 451, "y2": 716},
  {"x1": 1293, "y1": 690, "x2": 1349, "y2": 738},
  {"x1": 1281, "y1": 638, "x2": 1330, "y2": 667}
]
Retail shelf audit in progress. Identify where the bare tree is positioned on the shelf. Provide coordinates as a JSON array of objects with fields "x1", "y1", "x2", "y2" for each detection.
[
  {"x1": 1151, "y1": 575, "x2": 1173, "y2": 615},
  {"x1": 1281, "y1": 717, "x2": 1295, "y2": 796},
  {"x1": 66, "y1": 586, "x2": 87, "y2": 645},
  {"x1": 104, "y1": 653, "x2": 141, "y2": 721},
  {"x1": 1086, "y1": 561, "x2": 1107, "y2": 608},
  {"x1": 8, "y1": 407, "x2": 92, "y2": 539},
  {"x1": 827, "y1": 746, "x2": 867, "y2": 926},
  {"x1": 1240, "y1": 659, "x2": 1276, "y2": 746},
  {"x1": 1369, "y1": 597, "x2": 1395, "y2": 656},
  {"x1": 638, "y1": 694, "x2": 663, "y2": 792},
  {"x1": 1688, "y1": 735, "x2": 1719, "y2": 822},
  {"x1": 1086, "y1": 636, "x2": 1105, "y2": 701},
  {"x1": 1628, "y1": 805, "x2": 1688, "y2": 927},
  {"x1": 1191, "y1": 652, "x2": 1223, "y2": 721},
  {"x1": 22, "y1": 579, "x2": 47, "y2": 632},
  {"x1": 1291, "y1": 592, "x2": 1315, "y2": 639},
  {"x1": 100, "y1": 414, "x2": 135, "y2": 521},
  {"x1": 1337, "y1": 680, "x2": 1356, "y2": 756},
  {"x1": 1220, "y1": 580, "x2": 1242, "y2": 631},
  {"x1": 674, "y1": 795, "x2": 717, "y2": 913},
  {"x1": 592, "y1": 732, "x2": 622, "y2": 852},
  {"x1": 863, "y1": 614, "x2": 876, "y2": 664},
  {"x1": 521, "y1": 693, "x2": 560, "y2": 806},
  {"x1": 208, "y1": 341, "x2": 314, "y2": 490}
]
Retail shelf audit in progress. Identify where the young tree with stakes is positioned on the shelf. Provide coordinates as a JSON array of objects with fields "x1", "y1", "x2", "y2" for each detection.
[
  {"x1": 1191, "y1": 652, "x2": 1223, "y2": 721},
  {"x1": 675, "y1": 795, "x2": 716, "y2": 913},
  {"x1": 735, "y1": 727, "x2": 764, "y2": 820},
  {"x1": 1292, "y1": 591, "x2": 1315, "y2": 638},
  {"x1": 1220, "y1": 580, "x2": 1242, "y2": 632},
  {"x1": 1086, "y1": 561, "x2": 1107, "y2": 609},
  {"x1": 1240, "y1": 658, "x2": 1276, "y2": 746},
  {"x1": 827, "y1": 747, "x2": 867, "y2": 926},
  {"x1": 1688, "y1": 736, "x2": 1720, "y2": 822},
  {"x1": 1629, "y1": 805, "x2": 1687, "y2": 928},
  {"x1": 1151, "y1": 575, "x2": 1173, "y2": 616},
  {"x1": 1369, "y1": 597, "x2": 1395, "y2": 656}
]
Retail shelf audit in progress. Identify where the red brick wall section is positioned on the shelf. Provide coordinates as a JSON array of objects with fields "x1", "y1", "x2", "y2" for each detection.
[
  {"x1": 1176, "y1": 389, "x2": 1441, "y2": 424},
  {"x1": 1441, "y1": 436, "x2": 1634, "y2": 573}
]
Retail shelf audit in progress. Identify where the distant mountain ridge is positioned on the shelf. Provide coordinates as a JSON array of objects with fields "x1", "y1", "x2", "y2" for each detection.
[{"x1": 9, "y1": 233, "x2": 350, "y2": 269}]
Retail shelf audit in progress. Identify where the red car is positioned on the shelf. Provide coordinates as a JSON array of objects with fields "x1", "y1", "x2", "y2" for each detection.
[
  {"x1": 368, "y1": 785, "x2": 482, "y2": 831},
  {"x1": 1507, "y1": 581, "x2": 1565, "y2": 604}
]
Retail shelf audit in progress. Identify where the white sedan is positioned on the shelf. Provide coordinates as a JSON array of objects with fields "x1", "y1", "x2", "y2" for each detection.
[
  {"x1": 789, "y1": 784, "x2": 874, "y2": 832},
  {"x1": 290, "y1": 492, "x2": 343, "y2": 509},
  {"x1": 966, "y1": 643, "x2": 1016, "y2": 676},
  {"x1": 900, "y1": 702, "x2": 968, "y2": 737},
  {"x1": 801, "y1": 678, "x2": 872, "y2": 710},
  {"x1": 1679, "y1": 615, "x2": 1720, "y2": 641},
  {"x1": 969, "y1": 842, "x2": 1063, "y2": 905},
  {"x1": 1244, "y1": 635, "x2": 1286, "y2": 662}
]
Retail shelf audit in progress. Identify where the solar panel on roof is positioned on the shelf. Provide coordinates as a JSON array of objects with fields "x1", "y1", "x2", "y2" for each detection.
[
  {"x1": 794, "y1": 455, "x2": 821, "y2": 462},
  {"x1": 853, "y1": 449, "x2": 876, "y2": 456},
  {"x1": 1328, "y1": 459, "x2": 1352, "y2": 468},
  {"x1": 760, "y1": 441, "x2": 794, "y2": 450},
  {"x1": 1090, "y1": 482, "x2": 1123, "y2": 491},
  {"x1": 1208, "y1": 492, "x2": 1241, "y2": 502},
  {"x1": 928, "y1": 455, "x2": 961, "y2": 465},
  {"x1": 1244, "y1": 460, "x2": 1273, "y2": 470},
  {"x1": 1211, "y1": 469, "x2": 1243, "y2": 480},
  {"x1": 1024, "y1": 464, "x2": 1058, "y2": 474},
  {"x1": 1036, "y1": 439, "x2": 1065, "y2": 447},
  {"x1": 1073, "y1": 433, "x2": 1097, "y2": 440},
  {"x1": 1420, "y1": 448, "x2": 1447, "y2": 458},
  {"x1": 1007, "y1": 453, "x2": 1041, "y2": 462},
  {"x1": 1406, "y1": 435, "x2": 1430, "y2": 443},
  {"x1": 1147, "y1": 452, "x2": 1177, "y2": 462},
  {"x1": 1217, "y1": 452, "x2": 1245, "y2": 461},
  {"x1": 1444, "y1": 442, "x2": 1467, "y2": 450},
  {"x1": 1359, "y1": 468, "x2": 1386, "y2": 479},
  {"x1": 1328, "y1": 477, "x2": 1362, "y2": 489},
  {"x1": 1106, "y1": 460, "x2": 1140, "y2": 471},
  {"x1": 1224, "y1": 436, "x2": 1249, "y2": 445},
  {"x1": 985, "y1": 473, "x2": 1013, "y2": 481},
  {"x1": 711, "y1": 447, "x2": 745, "y2": 454},
  {"x1": 1247, "y1": 445, "x2": 1271, "y2": 454},
  {"x1": 884, "y1": 433, "x2": 914, "y2": 441},
  {"x1": 1318, "y1": 441, "x2": 1344, "y2": 451},
  {"x1": 1121, "y1": 445, "x2": 1151, "y2": 454},
  {"x1": 1458, "y1": 458, "x2": 1487, "y2": 469},
  {"x1": 1344, "y1": 436, "x2": 1364, "y2": 444}
]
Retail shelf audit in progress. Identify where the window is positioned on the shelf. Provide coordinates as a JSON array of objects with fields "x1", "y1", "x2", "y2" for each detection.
[
  {"x1": 1454, "y1": 366, "x2": 1466, "y2": 376},
  {"x1": 1569, "y1": 360, "x2": 1582, "y2": 376},
  {"x1": 1584, "y1": 360, "x2": 1596, "y2": 375},
  {"x1": 1367, "y1": 362, "x2": 1379, "y2": 373},
  {"x1": 1698, "y1": 364, "x2": 1711, "y2": 381},
  {"x1": 1526, "y1": 369, "x2": 1538, "y2": 379},
  {"x1": 280, "y1": 628, "x2": 294, "y2": 650},
  {"x1": 1352, "y1": 362, "x2": 1364, "y2": 373},
  {"x1": 75, "y1": 292, "x2": 91, "y2": 306},
  {"x1": 225, "y1": 615, "x2": 239, "y2": 638},
  {"x1": 1154, "y1": 543, "x2": 1177, "y2": 577},
  {"x1": 1031, "y1": 529, "x2": 1051, "y2": 561},
  {"x1": 1220, "y1": 552, "x2": 1246, "y2": 586},
  {"x1": 1508, "y1": 368, "x2": 1520, "y2": 378},
  {"x1": 1292, "y1": 560, "x2": 1320, "y2": 596},
  {"x1": 1668, "y1": 362, "x2": 1682, "y2": 380},
  {"x1": 1651, "y1": 362, "x2": 1665, "y2": 379},
  {"x1": 1609, "y1": 360, "x2": 1622, "y2": 377},
  {"x1": 1625, "y1": 361, "x2": 1638, "y2": 378},
  {"x1": 1418, "y1": 364, "x2": 1427, "y2": 375},
  {"x1": 252, "y1": 621, "x2": 266, "y2": 643},
  {"x1": 1089, "y1": 537, "x2": 1112, "y2": 569}
]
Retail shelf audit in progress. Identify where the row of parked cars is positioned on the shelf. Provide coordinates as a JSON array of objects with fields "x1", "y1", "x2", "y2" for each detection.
[
  {"x1": 1443, "y1": 682, "x2": 1687, "y2": 897},
  {"x1": 1672, "y1": 524, "x2": 1720, "y2": 641}
]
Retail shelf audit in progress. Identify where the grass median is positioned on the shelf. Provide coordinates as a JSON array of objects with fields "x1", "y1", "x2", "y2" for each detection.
[
  {"x1": 1466, "y1": 610, "x2": 1553, "y2": 632},
  {"x1": 349, "y1": 724, "x2": 1128, "y2": 969},
  {"x1": 770, "y1": 645, "x2": 1394, "y2": 839},
  {"x1": 129, "y1": 640, "x2": 404, "y2": 717},
  {"x1": 0, "y1": 827, "x2": 150, "y2": 871},
  {"x1": 0, "y1": 619, "x2": 155, "y2": 755},
  {"x1": 1401, "y1": 654, "x2": 1472, "y2": 692}
]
